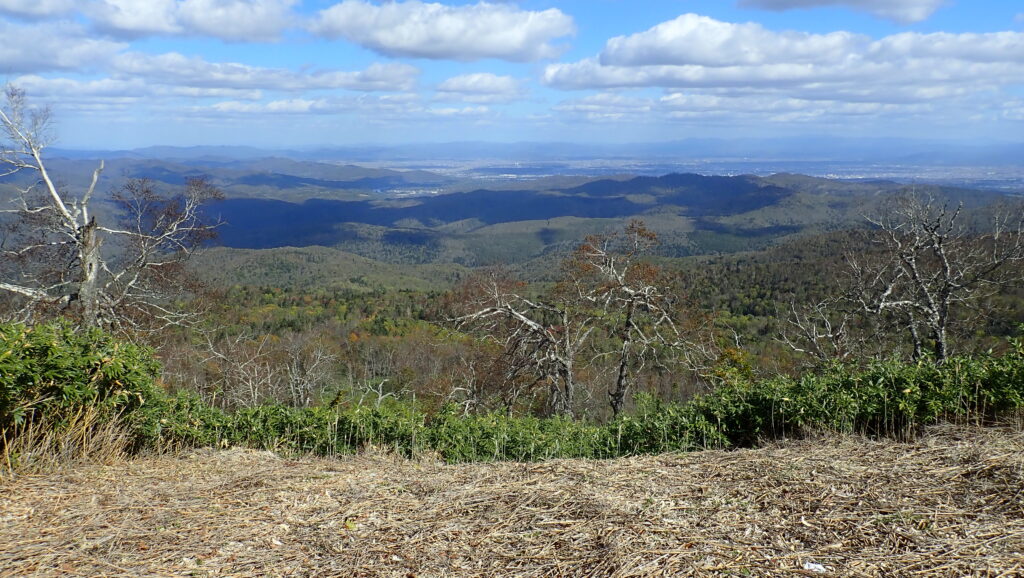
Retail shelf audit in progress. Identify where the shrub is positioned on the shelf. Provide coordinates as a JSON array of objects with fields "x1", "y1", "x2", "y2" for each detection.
[
  {"x1": 0, "y1": 321, "x2": 161, "y2": 434},
  {"x1": 0, "y1": 321, "x2": 163, "y2": 472},
  {"x1": 3, "y1": 320, "x2": 1023, "y2": 468}
]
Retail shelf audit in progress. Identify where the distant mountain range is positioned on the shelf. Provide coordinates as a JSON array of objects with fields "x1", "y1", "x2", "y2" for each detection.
[
  {"x1": 0, "y1": 155, "x2": 457, "y2": 201},
  {"x1": 49, "y1": 138, "x2": 1024, "y2": 166}
]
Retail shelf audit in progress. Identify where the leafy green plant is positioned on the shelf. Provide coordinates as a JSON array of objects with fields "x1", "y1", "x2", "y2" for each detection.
[
  {"x1": 0, "y1": 321, "x2": 161, "y2": 432},
  {"x1": 3, "y1": 320, "x2": 1022, "y2": 471}
]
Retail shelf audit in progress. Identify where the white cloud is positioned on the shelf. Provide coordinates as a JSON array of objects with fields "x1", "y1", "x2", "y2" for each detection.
[
  {"x1": 544, "y1": 15, "x2": 1024, "y2": 108},
  {"x1": 210, "y1": 98, "x2": 334, "y2": 114},
  {"x1": 1003, "y1": 100, "x2": 1024, "y2": 120},
  {"x1": 0, "y1": 20, "x2": 126, "y2": 73},
  {"x1": 200, "y1": 93, "x2": 430, "y2": 119},
  {"x1": 553, "y1": 93, "x2": 654, "y2": 121},
  {"x1": 0, "y1": 0, "x2": 75, "y2": 18},
  {"x1": 552, "y1": 90, "x2": 927, "y2": 127},
  {"x1": 200, "y1": 94, "x2": 489, "y2": 122},
  {"x1": 13, "y1": 75, "x2": 263, "y2": 101},
  {"x1": 88, "y1": 0, "x2": 297, "y2": 41},
  {"x1": 310, "y1": 0, "x2": 575, "y2": 61},
  {"x1": 89, "y1": 0, "x2": 182, "y2": 36},
  {"x1": 426, "y1": 105, "x2": 490, "y2": 117},
  {"x1": 112, "y1": 53, "x2": 419, "y2": 92},
  {"x1": 112, "y1": 52, "x2": 287, "y2": 89},
  {"x1": 435, "y1": 73, "x2": 525, "y2": 103},
  {"x1": 658, "y1": 92, "x2": 909, "y2": 120},
  {"x1": 177, "y1": 0, "x2": 298, "y2": 42},
  {"x1": 738, "y1": 0, "x2": 946, "y2": 24},
  {"x1": 309, "y1": 62, "x2": 421, "y2": 92},
  {"x1": 868, "y1": 31, "x2": 1024, "y2": 63},
  {"x1": 601, "y1": 14, "x2": 863, "y2": 67}
]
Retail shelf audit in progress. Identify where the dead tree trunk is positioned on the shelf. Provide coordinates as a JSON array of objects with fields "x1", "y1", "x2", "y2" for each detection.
[{"x1": 77, "y1": 218, "x2": 102, "y2": 327}]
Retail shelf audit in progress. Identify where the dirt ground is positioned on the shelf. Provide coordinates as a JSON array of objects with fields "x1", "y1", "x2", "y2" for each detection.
[{"x1": 2, "y1": 425, "x2": 1022, "y2": 577}]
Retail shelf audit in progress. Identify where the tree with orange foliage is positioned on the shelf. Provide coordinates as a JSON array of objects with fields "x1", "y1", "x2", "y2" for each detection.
[
  {"x1": 562, "y1": 221, "x2": 716, "y2": 415},
  {"x1": 452, "y1": 222, "x2": 716, "y2": 417}
]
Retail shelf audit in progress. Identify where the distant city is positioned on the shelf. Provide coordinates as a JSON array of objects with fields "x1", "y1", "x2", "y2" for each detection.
[{"x1": 49, "y1": 137, "x2": 1024, "y2": 195}]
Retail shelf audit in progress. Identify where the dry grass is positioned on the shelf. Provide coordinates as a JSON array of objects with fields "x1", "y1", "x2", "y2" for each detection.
[
  {"x1": 1, "y1": 406, "x2": 132, "y2": 482},
  {"x1": 1, "y1": 425, "x2": 1022, "y2": 577}
]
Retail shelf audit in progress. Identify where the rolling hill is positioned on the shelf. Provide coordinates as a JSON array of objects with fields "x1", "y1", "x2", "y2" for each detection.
[{"x1": 203, "y1": 171, "x2": 1006, "y2": 266}]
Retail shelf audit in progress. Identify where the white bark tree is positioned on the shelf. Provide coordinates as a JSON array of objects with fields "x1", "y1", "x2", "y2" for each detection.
[
  {"x1": 452, "y1": 271, "x2": 590, "y2": 417},
  {"x1": 778, "y1": 298, "x2": 862, "y2": 365},
  {"x1": 0, "y1": 85, "x2": 222, "y2": 331},
  {"x1": 782, "y1": 192, "x2": 1024, "y2": 364},
  {"x1": 562, "y1": 221, "x2": 715, "y2": 416},
  {"x1": 849, "y1": 193, "x2": 1024, "y2": 361}
]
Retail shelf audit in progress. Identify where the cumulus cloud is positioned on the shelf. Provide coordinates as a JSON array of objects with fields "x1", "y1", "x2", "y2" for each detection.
[
  {"x1": 658, "y1": 92, "x2": 910, "y2": 121},
  {"x1": 210, "y1": 98, "x2": 335, "y2": 114},
  {"x1": 310, "y1": 0, "x2": 574, "y2": 61},
  {"x1": 112, "y1": 53, "x2": 419, "y2": 92},
  {"x1": 89, "y1": 0, "x2": 297, "y2": 42},
  {"x1": 199, "y1": 95, "x2": 489, "y2": 123},
  {"x1": 552, "y1": 93, "x2": 654, "y2": 121},
  {"x1": 1003, "y1": 100, "x2": 1024, "y2": 120},
  {"x1": 198, "y1": 93, "x2": 418, "y2": 118},
  {"x1": 544, "y1": 14, "x2": 1024, "y2": 108},
  {"x1": 0, "y1": 20, "x2": 126, "y2": 73},
  {"x1": 737, "y1": 0, "x2": 946, "y2": 24},
  {"x1": 868, "y1": 31, "x2": 1024, "y2": 63},
  {"x1": 177, "y1": 0, "x2": 298, "y2": 42},
  {"x1": 601, "y1": 14, "x2": 863, "y2": 67},
  {"x1": 426, "y1": 105, "x2": 490, "y2": 117},
  {"x1": 310, "y1": 62, "x2": 422, "y2": 92},
  {"x1": 435, "y1": 73, "x2": 526, "y2": 103},
  {"x1": 88, "y1": 0, "x2": 181, "y2": 36}
]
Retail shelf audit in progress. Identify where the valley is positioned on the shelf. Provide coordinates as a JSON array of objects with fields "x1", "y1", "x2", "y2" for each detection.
[{"x1": 4, "y1": 2, "x2": 1024, "y2": 575}]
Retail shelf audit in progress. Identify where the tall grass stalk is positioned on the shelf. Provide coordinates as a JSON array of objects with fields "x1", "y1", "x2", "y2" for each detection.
[{"x1": 1, "y1": 406, "x2": 131, "y2": 481}]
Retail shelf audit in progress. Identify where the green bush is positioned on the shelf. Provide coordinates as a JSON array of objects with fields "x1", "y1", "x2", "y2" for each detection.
[
  {"x1": 4, "y1": 320, "x2": 1023, "y2": 466},
  {"x1": 425, "y1": 406, "x2": 616, "y2": 462},
  {"x1": 132, "y1": 390, "x2": 232, "y2": 450},
  {"x1": 627, "y1": 340, "x2": 1024, "y2": 451},
  {"x1": 0, "y1": 321, "x2": 161, "y2": 437}
]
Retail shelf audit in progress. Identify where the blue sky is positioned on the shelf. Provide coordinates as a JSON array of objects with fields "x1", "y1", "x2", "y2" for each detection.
[{"x1": 1, "y1": 0, "x2": 1022, "y2": 149}]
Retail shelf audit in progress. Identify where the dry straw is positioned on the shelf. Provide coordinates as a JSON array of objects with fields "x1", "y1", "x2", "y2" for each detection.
[
  {"x1": 1, "y1": 406, "x2": 131, "y2": 482},
  {"x1": 1, "y1": 424, "x2": 1022, "y2": 576}
]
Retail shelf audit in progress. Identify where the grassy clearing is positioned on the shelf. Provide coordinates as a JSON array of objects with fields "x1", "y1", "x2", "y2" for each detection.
[{"x1": 1, "y1": 424, "x2": 1021, "y2": 576}]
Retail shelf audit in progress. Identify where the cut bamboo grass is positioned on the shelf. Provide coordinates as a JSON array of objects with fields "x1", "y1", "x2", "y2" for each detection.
[{"x1": 1, "y1": 424, "x2": 1022, "y2": 576}]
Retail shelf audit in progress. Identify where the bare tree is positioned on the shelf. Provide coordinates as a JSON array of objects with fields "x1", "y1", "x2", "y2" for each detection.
[
  {"x1": 451, "y1": 222, "x2": 716, "y2": 417},
  {"x1": 199, "y1": 331, "x2": 282, "y2": 409},
  {"x1": 850, "y1": 193, "x2": 1024, "y2": 361},
  {"x1": 778, "y1": 299, "x2": 860, "y2": 365},
  {"x1": 0, "y1": 85, "x2": 222, "y2": 331},
  {"x1": 282, "y1": 332, "x2": 338, "y2": 408},
  {"x1": 562, "y1": 221, "x2": 716, "y2": 416},
  {"x1": 782, "y1": 192, "x2": 1024, "y2": 364},
  {"x1": 452, "y1": 270, "x2": 590, "y2": 417}
]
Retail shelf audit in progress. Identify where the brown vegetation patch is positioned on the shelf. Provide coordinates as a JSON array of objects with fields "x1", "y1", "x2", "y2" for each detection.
[{"x1": 2, "y1": 425, "x2": 1023, "y2": 576}]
